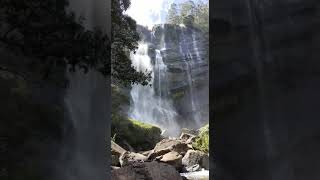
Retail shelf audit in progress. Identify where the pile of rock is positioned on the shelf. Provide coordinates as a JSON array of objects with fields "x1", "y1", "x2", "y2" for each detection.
[{"x1": 111, "y1": 129, "x2": 209, "y2": 180}]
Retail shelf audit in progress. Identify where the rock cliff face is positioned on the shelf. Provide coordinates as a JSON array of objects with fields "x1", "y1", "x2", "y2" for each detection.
[
  {"x1": 212, "y1": 0, "x2": 320, "y2": 179},
  {"x1": 136, "y1": 24, "x2": 209, "y2": 129}
]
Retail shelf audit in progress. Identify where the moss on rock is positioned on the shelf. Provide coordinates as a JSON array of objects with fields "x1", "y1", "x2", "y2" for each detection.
[
  {"x1": 192, "y1": 124, "x2": 209, "y2": 153},
  {"x1": 111, "y1": 114, "x2": 162, "y2": 151}
]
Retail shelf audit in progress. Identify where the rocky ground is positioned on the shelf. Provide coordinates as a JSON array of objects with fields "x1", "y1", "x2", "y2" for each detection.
[{"x1": 111, "y1": 126, "x2": 209, "y2": 180}]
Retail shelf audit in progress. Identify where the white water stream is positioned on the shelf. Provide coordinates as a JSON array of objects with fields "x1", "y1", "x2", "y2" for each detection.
[{"x1": 129, "y1": 43, "x2": 180, "y2": 137}]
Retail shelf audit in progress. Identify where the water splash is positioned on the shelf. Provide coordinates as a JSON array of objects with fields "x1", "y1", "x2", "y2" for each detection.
[{"x1": 181, "y1": 169, "x2": 209, "y2": 180}]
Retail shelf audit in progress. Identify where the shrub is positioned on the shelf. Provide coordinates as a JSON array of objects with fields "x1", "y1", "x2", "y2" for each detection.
[{"x1": 193, "y1": 124, "x2": 209, "y2": 153}]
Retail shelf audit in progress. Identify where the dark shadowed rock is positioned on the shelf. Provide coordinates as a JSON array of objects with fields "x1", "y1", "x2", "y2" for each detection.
[
  {"x1": 200, "y1": 153, "x2": 209, "y2": 170},
  {"x1": 111, "y1": 161, "x2": 183, "y2": 180},
  {"x1": 111, "y1": 141, "x2": 126, "y2": 166}
]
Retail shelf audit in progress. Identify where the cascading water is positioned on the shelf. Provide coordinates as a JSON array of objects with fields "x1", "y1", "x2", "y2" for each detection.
[
  {"x1": 129, "y1": 24, "x2": 209, "y2": 137},
  {"x1": 58, "y1": 1, "x2": 110, "y2": 179},
  {"x1": 129, "y1": 43, "x2": 180, "y2": 137},
  {"x1": 61, "y1": 68, "x2": 109, "y2": 180},
  {"x1": 179, "y1": 26, "x2": 201, "y2": 125}
]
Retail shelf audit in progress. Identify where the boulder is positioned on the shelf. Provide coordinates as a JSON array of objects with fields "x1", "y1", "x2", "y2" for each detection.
[
  {"x1": 140, "y1": 150, "x2": 153, "y2": 157},
  {"x1": 200, "y1": 153, "x2": 209, "y2": 170},
  {"x1": 182, "y1": 150, "x2": 209, "y2": 170},
  {"x1": 122, "y1": 140, "x2": 135, "y2": 152},
  {"x1": 112, "y1": 154, "x2": 120, "y2": 166},
  {"x1": 111, "y1": 161, "x2": 183, "y2": 180},
  {"x1": 148, "y1": 139, "x2": 190, "y2": 160},
  {"x1": 179, "y1": 133, "x2": 196, "y2": 144},
  {"x1": 186, "y1": 136, "x2": 197, "y2": 144},
  {"x1": 120, "y1": 151, "x2": 147, "y2": 167},
  {"x1": 112, "y1": 115, "x2": 163, "y2": 151},
  {"x1": 112, "y1": 141, "x2": 126, "y2": 155},
  {"x1": 181, "y1": 128, "x2": 199, "y2": 136},
  {"x1": 180, "y1": 133, "x2": 194, "y2": 141},
  {"x1": 159, "y1": 151, "x2": 183, "y2": 170},
  {"x1": 111, "y1": 141, "x2": 126, "y2": 166}
]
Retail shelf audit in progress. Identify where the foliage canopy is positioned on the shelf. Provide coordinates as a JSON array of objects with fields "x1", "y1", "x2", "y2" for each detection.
[
  {"x1": 111, "y1": 0, "x2": 151, "y2": 86},
  {"x1": 166, "y1": 0, "x2": 209, "y2": 32},
  {"x1": 0, "y1": 0, "x2": 110, "y2": 77}
]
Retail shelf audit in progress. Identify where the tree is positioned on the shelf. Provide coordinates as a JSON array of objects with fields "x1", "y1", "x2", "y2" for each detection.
[
  {"x1": 111, "y1": 0, "x2": 151, "y2": 86},
  {"x1": 182, "y1": 15, "x2": 195, "y2": 27},
  {"x1": 165, "y1": 0, "x2": 208, "y2": 31},
  {"x1": 180, "y1": 0, "x2": 196, "y2": 18},
  {"x1": 0, "y1": 0, "x2": 110, "y2": 78},
  {"x1": 194, "y1": 2, "x2": 209, "y2": 32},
  {"x1": 167, "y1": 3, "x2": 181, "y2": 24}
]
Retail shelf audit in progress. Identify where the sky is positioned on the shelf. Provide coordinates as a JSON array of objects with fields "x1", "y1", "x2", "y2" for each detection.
[{"x1": 126, "y1": 0, "x2": 206, "y2": 29}]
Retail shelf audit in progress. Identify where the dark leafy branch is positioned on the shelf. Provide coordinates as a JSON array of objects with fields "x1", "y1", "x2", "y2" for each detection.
[
  {"x1": 0, "y1": 0, "x2": 110, "y2": 78},
  {"x1": 111, "y1": 0, "x2": 151, "y2": 86}
]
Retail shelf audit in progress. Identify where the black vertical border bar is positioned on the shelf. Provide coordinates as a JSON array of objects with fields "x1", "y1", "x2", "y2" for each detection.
[
  {"x1": 209, "y1": 0, "x2": 214, "y2": 179},
  {"x1": 106, "y1": 0, "x2": 111, "y2": 179}
]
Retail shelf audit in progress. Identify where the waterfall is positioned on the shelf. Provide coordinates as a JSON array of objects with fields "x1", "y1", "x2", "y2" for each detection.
[
  {"x1": 129, "y1": 43, "x2": 180, "y2": 137},
  {"x1": 129, "y1": 24, "x2": 208, "y2": 136},
  {"x1": 179, "y1": 26, "x2": 201, "y2": 124},
  {"x1": 61, "y1": 68, "x2": 109, "y2": 180},
  {"x1": 59, "y1": 1, "x2": 110, "y2": 179}
]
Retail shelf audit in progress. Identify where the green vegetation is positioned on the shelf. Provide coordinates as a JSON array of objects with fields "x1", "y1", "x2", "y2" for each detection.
[
  {"x1": 166, "y1": 0, "x2": 209, "y2": 61},
  {"x1": 193, "y1": 124, "x2": 209, "y2": 153},
  {"x1": 111, "y1": 0, "x2": 156, "y2": 153},
  {"x1": 111, "y1": 84, "x2": 161, "y2": 151},
  {"x1": 167, "y1": 3, "x2": 181, "y2": 25},
  {"x1": 111, "y1": 84, "x2": 130, "y2": 114},
  {"x1": 166, "y1": 0, "x2": 209, "y2": 32},
  {"x1": 111, "y1": 114, "x2": 162, "y2": 151},
  {"x1": 111, "y1": 0, "x2": 151, "y2": 86},
  {"x1": 0, "y1": 0, "x2": 110, "y2": 77}
]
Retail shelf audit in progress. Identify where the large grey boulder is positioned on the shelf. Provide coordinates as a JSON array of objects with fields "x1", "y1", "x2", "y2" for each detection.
[
  {"x1": 159, "y1": 151, "x2": 183, "y2": 170},
  {"x1": 180, "y1": 133, "x2": 197, "y2": 144},
  {"x1": 181, "y1": 128, "x2": 199, "y2": 136},
  {"x1": 119, "y1": 151, "x2": 147, "y2": 167},
  {"x1": 140, "y1": 150, "x2": 153, "y2": 157},
  {"x1": 148, "y1": 139, "x2": 190, "y2": 160},
  {"x1": 182, "y1": 150, "x2": 209, "y2": 170}
]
